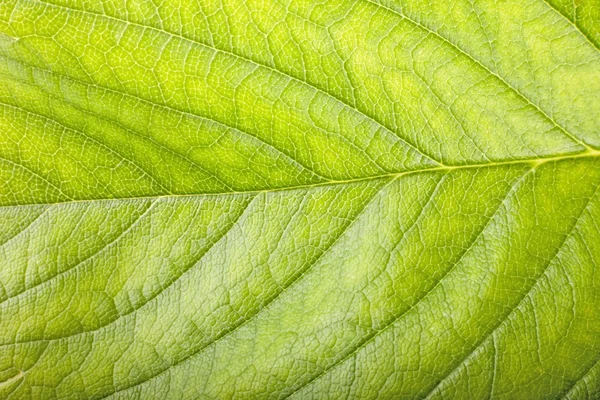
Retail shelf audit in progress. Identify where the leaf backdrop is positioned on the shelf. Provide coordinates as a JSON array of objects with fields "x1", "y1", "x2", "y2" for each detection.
[{"x1": 0, "y1": 0, "x2": 599, "y2": 398}]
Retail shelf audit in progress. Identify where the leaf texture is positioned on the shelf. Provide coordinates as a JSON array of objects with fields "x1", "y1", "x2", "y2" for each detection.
[{"x1": 0, "y1": 0, "x2": 599, "y2": 398}]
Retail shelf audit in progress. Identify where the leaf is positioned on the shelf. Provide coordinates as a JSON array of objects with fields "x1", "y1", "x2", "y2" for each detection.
[{"x1": 0, "y1": 0, "x2": 599, "y2": 398}]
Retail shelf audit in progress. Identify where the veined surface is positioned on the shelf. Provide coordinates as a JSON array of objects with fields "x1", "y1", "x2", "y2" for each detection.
[{"x1": 0, "y1": 0, "x2": 599, "y2": 398}]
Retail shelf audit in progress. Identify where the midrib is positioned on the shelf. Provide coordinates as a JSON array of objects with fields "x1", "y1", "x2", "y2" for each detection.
[{"x1": 2, "y1": 150, "x2": 599, "y2": 208}]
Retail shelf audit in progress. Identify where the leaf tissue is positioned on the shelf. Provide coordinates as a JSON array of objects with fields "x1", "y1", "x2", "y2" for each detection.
[{"x1": 0, "y1": 0, "x2": 599, "y2": 398}]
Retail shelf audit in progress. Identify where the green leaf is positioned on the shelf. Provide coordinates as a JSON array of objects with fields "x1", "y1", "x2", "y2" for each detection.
[{"x1": 0, "y1": 0, "x2": 599, "y2": 398}]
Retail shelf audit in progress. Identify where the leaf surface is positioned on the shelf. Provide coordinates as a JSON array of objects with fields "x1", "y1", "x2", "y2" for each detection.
[{"x1": 0, "y1": 0, "x2": 600, "y2": 398}]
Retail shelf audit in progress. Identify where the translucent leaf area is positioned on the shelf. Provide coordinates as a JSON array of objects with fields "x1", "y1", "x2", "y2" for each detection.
[{"x1": 0, "y1": 0, "x2": 600, "y2": 398}]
